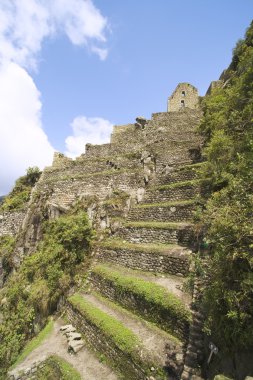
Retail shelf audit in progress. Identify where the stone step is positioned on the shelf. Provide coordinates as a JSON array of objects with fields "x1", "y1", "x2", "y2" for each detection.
[
  {"x1": 115, "y1": 221, "x2": 194, "y2": 247},
  {"x1": 128, "y1": 200, "x2": 196, "y2": 223},
  {"x1": 81, "y1": 292, "x2": 184, "y2": 377},
  {"x1": 143, "y1": 180, "x2": 200, "y2": 204},
  {"x1": 40, "y1": 170, "x2": 144, "y2": 201},
  {"x1": 98, "y1": 239, "x2": 191, "y2": 276},
  {"x1": 89, "y1": 263, "x2": 192, "y2": 341},
  {"x1": 152, "y1": 163, "x2": 202, "y2": 186},
  {"x1": 67, "y1": 292, "x2": 172, "y2": 379}
]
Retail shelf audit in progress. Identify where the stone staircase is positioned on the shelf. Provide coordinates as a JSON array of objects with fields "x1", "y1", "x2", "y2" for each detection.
[{"x1": 65, "y1": 160, "x2": 204, "y2": 380}]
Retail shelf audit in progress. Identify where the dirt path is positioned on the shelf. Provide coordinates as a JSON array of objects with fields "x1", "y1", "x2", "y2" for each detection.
[
  {"x1": 9, "y1": 318, "x2": 119, "y2": 380},
  {"x1": 150, "y1": 274, "x2": 191, "y2": 306},
  {"x1": 83, "y1": 293, "x2": 181, "y2": 366}
]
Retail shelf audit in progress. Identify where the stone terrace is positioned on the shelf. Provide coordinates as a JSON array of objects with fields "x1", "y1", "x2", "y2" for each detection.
[{"x1": 8, "y1": 103, "x2": 204, "y2": 380}]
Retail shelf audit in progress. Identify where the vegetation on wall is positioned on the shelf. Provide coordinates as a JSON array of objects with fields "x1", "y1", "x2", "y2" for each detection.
[
  {"x1": 0, "y1": 235, "x2": 16, "y2": 280},
  {"x1": 0, "y1": 210, "x2": 94, "y2": 378},
  {"x1": 36, "y1": 355, "x2": 82, "y2": 380},
  {"x1": 0, "y1": 167, "x2": 41, "y2": 212},
  {"x1": 198, "y1": 21, "x2": 253, "y2": 353},
  {"x1": 93, "y1": 263, "x2": 191, "y2": 339}
]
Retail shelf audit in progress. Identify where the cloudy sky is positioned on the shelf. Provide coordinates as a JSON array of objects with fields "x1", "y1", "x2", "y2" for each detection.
[{"x1": 0, "y1": 0, "x2": 252, "y2": 195}]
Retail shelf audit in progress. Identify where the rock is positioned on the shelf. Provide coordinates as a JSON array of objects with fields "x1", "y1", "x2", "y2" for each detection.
[
  {"x1": 60, "y1": 324, "x2": 72, "y2": 331},
  {"x1": 60, "y1": 324, "x2": 76, "y2": 334},
  {"x1": 67, "y1": 332, "x2": 82, "y2": 341},
  {"x1": 1, "y1": 297, "x2": 7, "y2": 306},
  {"x1": 136, "y1": 116, "x2": 147, "y2": 129},
  {"x1": 175, "y1": 353, "x2": 184, "y2": 363},
  {"x1": 136, "y1": 187, "x2": 145, "y2": 203},
  {"x1": 68, "y1": 339, "x2": 84, "y2": 353},
  {"x1": 135, "y1": 122, "x2": 142, "y2": 129},
  {"x1": 24, "y1": 368, "x2": 31, "y2": 375}
]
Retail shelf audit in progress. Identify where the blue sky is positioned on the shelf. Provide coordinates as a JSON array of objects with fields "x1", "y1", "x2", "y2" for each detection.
[{"x1": 0, "y1": 1, "x2": 252, "y2": 195}]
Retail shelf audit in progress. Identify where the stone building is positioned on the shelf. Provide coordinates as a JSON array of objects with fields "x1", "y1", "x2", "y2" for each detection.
[{"x1": 167, "y1": 82, "x2": 199, "y2": 112}]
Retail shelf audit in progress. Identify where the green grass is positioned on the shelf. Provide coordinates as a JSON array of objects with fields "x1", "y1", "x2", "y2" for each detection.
[
  {"x1": 100, "y1": 238, "x2": 178, "y2": 252},
  {"x1": 37, "y1": 355, "x2": 81, "y2": 380},
  {"x1": 68, "y1": 293, "x2": 141, "y2": 355},
  {"x1": 92, "y1": 291, "x2": 182, "y2": 345},
  {"x1": 124, "y1": 221, "x2": 192, "y2": 229},
  {"x1": 151, "y1": 179, "x2": 201, "y2": 191},
  {"x1": 92, "y1": 264, "x2": 191, "y2": 330},
  {"x1": 134, "y1": 199, "x2": 195, "y2": 208},
  {"x1": 41, "y1": 168, "x2": 139, "y2": 184},
  {"x1": 11, "y1": 319, "x2": 54, "y2": 369},
  {"x1": 177, "y1": 162, "x2": 204, "y2": 171}
]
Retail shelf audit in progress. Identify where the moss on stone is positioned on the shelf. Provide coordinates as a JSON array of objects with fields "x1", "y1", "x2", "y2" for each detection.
[
  {"x1": 134, "y1": 199, "x2": 195, "y2": 208},
  {"x1": 68, "y1": 293, "x2": 141, "y2": 355},
  {"x1": 37, "y1": 355, "x2": 81, "y2": 380}
]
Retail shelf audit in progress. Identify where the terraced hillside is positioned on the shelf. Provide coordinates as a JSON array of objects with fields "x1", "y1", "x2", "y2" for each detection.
[
  {"x1": 4, "y1": 102, "x2": 204, "y2": 379},
  {"x1": 81, "y1": 162, "x2": 204, "y2": 380}
]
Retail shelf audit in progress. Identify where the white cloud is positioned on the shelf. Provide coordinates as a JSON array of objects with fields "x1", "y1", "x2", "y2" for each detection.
[
  {"x1": 91, "y1": 46, "x2": 108, "y2": 61},
  {"x1": 0, "y1": 1, "x2": 110, "y2": 194},
  {"x1": 0, "y1": 0, "x2": 109, "y2": 68},
  {"x1": 65, "y1": 116, "x2": 113, "y2": 158},
  {"x1": 0, "y1": 62, "x2": 54, "y2": 194}
]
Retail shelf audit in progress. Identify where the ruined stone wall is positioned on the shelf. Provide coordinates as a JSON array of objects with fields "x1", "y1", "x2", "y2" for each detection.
[
  {"x1": 0, "y1": 210, "x2": 26, "y2": 236},
  {"x1": 9, "y1": 96, "x2": 203, "y2": 267},
  {"x1": 8, "y1": 361, "x2": 48, "y2": 380},
  {"x1": 97, "y1": 246, "x2": 190, "y2": 276},
  {"x1": 144, "y1": 185, "x2": 200, "y2": 203},
  {"x1": 128, "y1": 203, "x2": 195, "y2": 223},
  {"x1": 168, "y1": 83, "x2": 199, "y2": 112},
  {"x1": 116, "y1": 225, "x2": 194, "y2": 246}
]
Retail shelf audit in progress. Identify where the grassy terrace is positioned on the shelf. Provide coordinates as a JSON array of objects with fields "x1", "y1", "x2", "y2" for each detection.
[
  {"x1": 40, "y1": 168, "x2": 140, "y2": 184},
  {"x1": 134, "y1": 199, "x2": 195, "y2": 208},
  {"x1": 68, "y1": 294, "x2": 167, "y2": 379},
  {"x1": 100, "y1": 238, "x2": 180, "y2": 253},
  {"x1": 124, "y1": 221, "x2": 192, "y2": 229},
  {"x1": 92, "y1": 264, "x2": 191, "y2": 335},
  {"x1": 68, "y1": 293, "x2": 144, "y2": 358},
  {"x1": 91, "y1": 291, "x2": 182, "y2": 345},
  {"x1": 150, "y1": 179, "x2": 201, "y2": 191}
]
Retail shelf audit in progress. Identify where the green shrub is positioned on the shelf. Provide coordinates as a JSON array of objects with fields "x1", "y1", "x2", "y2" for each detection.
[
  {"x1": 0, "y1": 235, "x2": 15, "y2": 278},
  {"x1": 197, "y1": 21, "x2": 253, "y2": 354},
  {"x1": 0, "y1": 167, "x2": 41, "y2": 211},
  {"x1": 0, "y1": 210, "x2": 94, "y2": 376}
]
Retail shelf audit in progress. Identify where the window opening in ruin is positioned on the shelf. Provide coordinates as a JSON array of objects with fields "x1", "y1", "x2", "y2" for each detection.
[
  {"x1": 181, "y1": 100, "x2": 185, "y2": 107},
  {"x1": 182, "y1": 91, "x2": 186, "y2": 96}
]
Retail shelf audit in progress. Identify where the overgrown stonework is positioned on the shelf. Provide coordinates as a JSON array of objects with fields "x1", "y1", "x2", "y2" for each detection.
[{"x1": 1, "y1": 84, "x2": 207, "y2": 380}]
